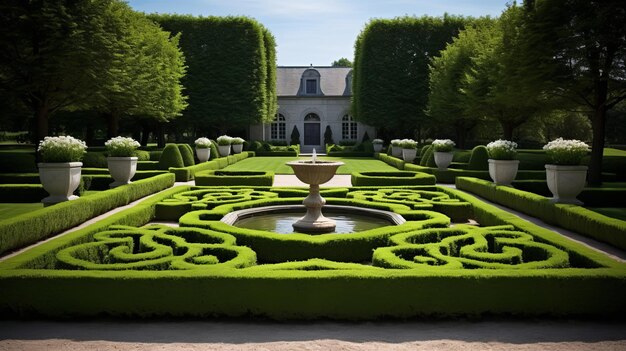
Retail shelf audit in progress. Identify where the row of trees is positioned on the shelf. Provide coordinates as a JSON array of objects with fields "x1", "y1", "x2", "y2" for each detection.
[
  {"x1": 351, "y1": 0, "x2": 626, "y2": 185},
  {"x1": 0, "y1": 0, "x2": 187, "y2": 144},
  {"x1": 150, "y1": 15, "x2": 277, "y2": 137}
]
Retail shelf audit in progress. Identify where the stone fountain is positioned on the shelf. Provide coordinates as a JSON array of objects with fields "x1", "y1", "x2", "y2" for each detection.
[{"x1": 286, "y1": 150, "x2": 344, "y2": 233}]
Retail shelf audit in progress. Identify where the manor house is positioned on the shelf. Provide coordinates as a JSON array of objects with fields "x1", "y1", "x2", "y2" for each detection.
[{"x1": 249, "y1": 66, "x2": 376, "y2": 153}]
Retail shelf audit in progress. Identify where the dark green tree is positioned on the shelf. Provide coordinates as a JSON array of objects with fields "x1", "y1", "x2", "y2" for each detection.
[
  {"x1": 0, "y1": 0, "x2": 114, "y2": 143},
  {"x1": 523, "y1": 0, "x2": 626, "y2": 185}
]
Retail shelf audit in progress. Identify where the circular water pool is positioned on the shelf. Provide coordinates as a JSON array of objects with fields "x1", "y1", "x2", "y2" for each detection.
[{"x1": 222, "y1": 205, "x2": 405, "y2": 235}]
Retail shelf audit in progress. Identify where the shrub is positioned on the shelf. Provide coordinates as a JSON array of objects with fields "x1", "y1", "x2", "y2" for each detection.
[
  {"x1": 195, "y1": 170, "x2": 274, "y2": 186},
  {"x1": 467, "y1": 145, "x2": 489, "y2": 171},
  {"x1": 82, "y1": 152, "x2": 108, "y2": 168},
  {"x1": 178, "y1": 144, "x2": 195, "y2": 167},
  {"x1": 351, "y1": 171, "x2": 436, "y2": 186},
  {"x1": 38, "y1": 136, "x2": 87, "y2": 162},
  {"x1": 419, "y1": 145, "x2": 436, "y2": 167},
  {"x1": 135, "y1": 150, "x2": 150, "y2": 161},
  {"x1": 324, "y1": 126, "x2": 334, "y2": 145},
  {"x1": 158, "y1": 144, "x2": 184, "y2": 170},
  {"x1": 290, "y1": 126, "x2": 300, "y2": 145}
]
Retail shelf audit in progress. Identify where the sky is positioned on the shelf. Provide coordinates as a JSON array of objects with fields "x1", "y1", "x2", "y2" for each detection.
[{"x1": 127, "y1": 0, "x2": 510, "y2": 66}]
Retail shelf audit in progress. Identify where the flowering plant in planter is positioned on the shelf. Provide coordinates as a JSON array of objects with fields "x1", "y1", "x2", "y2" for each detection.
[
  {"x1": 194, "y1": 137, "x2": 212, "y2": 149},
  {"x1": 543, "y1": 138, "x2": 589, "y2": 165},
  {"x1": 372, "y1": 139, "x2": 384, "y2": 145},
  {"x1": 105, "y1": 136, "x2": 140, "y2": 157},
  {"x1": 231, "y1": 137, "x2": 245, "y2": 145},
  {"x1": 432, "y1": 139, "x2": 455, "y2": 152},
  {"x1": 400, "y1": 138, "x2": 417, "y2": 149},
  {"x1": 38, "y1": 135, "x2": 87, "y2": 162},
  {"x1": 217, "y1": 135, "x2": 233, "y2": 146},
  {"x1": 390, "y1": 139, "x2": 401, "y2": 147},
  {"x1": 486, "y1": 139, "x2": 517, "y2": 160}
]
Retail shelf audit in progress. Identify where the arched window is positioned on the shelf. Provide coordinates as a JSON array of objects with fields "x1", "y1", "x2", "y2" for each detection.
[
  {"x1": 271, "y1": 113, "x2": 286, "y2": 140},
  {"x1": 300, "y1": 69, "x2": 321, "y2": 95},
  {"x1": 342, "y1": 114, "x2": 357, "y2": 140}
]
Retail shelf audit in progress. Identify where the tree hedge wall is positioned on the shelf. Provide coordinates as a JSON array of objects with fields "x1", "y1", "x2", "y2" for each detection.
[
  {"x1": 352, "y1": 15, "x2": 469, "y2": 139},
  {"x1": 150, "y1": 15, "x2": 277, "y2": 135}
]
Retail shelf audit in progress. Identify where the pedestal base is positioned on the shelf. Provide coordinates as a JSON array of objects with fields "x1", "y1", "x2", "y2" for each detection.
[{"x1": 292, "y1": 216, "x2": 336, "y2": 233}]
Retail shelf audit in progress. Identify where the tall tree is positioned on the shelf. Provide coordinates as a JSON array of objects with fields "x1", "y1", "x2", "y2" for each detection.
[
  {"x1": 427, "y1": 18, "x2": 496, "y2": 147},
  {"x1": 100, "y1": 2, "x2": 187, "y2": 138},
  {"x1": 461, "y1": 5, "x2": 543, "y2": 140},
  {"x1": 352, "y1": 15, "x2": 469, "y2": 139},
  {"x1": 523, "y1": 0, "x2": 626, "y2": 185},
  {"x1": 0, "y1": 0, "x2": 113, "y2": 143}
]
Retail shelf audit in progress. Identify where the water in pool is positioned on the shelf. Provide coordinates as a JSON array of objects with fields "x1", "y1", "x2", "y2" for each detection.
[{"x1": 234, "y1": 212, "x2": 393, "y2": 234}]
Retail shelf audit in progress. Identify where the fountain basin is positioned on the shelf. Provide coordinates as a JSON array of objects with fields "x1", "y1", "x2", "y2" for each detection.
[
  {"x1": 285, "y1": 160, "x2": 344, "y2": 185},
  {"x1": 222, "y1": 205, "x2": 405, "y2": 234}
]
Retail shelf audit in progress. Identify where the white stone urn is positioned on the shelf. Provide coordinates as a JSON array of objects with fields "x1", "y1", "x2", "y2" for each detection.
[
  {"x1": 402, "y1": 148, "x2": 417, "y2": 163},
  {"x1": 38, "y1": 162, "x2": 82, "y2": 205},
  {"x1": 488, "y1": 159, "x2": 519, "y2": 186},
  {"x1": 434, "y1": 151, "x2": 454, "y2": 170},
  {"x1": 545, "y1": 164, "x2": 587, "y2": 205},
  {"x1": 232, "y1": 144, "x2": 243, "y2": 154},
  {"x1": 195, "y1": 147, "x2": 211, "y2": 162},
  {"x1": 107, "y1": 157, "x2": 138, "y2": 188},
  {"x1": 218, "y1": 145, "x2": 231, "y2": 157},
  {"x1": 373, "y1": 143, "x2": 384, "y2": 153},
  {"x1": 391, "y1": 146, "x2": 402, "y2": 157},
  {"x1": 286, "y1": 159, "x2": 344, "y2": 233}
]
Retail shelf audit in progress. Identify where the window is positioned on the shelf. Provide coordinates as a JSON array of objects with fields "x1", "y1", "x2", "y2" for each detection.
[
  {"x1": 271, "y1": 113, "x2": 286, "y2": 140},
  {"x1": 342, "y1": 114, "x2": 357, "y2": 140},
  {"x1": 304, "y1": 113, "x2": 320, "y2": 121},
  {"x1": 305, "y1": 79, "x2": 317, "y2": 94}
]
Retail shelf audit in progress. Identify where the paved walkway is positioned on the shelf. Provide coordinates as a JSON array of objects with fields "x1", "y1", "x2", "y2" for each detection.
[{"x1": 2, "y1": 175, "x2": 626, "y2": 350}]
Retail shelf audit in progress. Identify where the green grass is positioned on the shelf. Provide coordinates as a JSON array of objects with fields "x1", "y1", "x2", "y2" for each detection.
[
  {"x1": 587, "y1": 207, "x2": 626, "y2": 221},
  {"x1": 222, "y1": 156, "x2": 399, "y2": 174},
  {"x1": 0, "y1": 203, "x2": 43, "y2": 220}
]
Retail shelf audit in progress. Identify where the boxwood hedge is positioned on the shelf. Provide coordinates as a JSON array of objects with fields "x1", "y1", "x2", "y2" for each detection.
[
  {"x1": 351, "y1": 171, "x2": 436, "y2": 186},
  {"x1": 1, "y1": 184, "x2": 624, "y2": 319}
]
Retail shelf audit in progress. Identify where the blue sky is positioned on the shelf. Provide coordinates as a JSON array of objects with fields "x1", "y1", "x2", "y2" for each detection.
[{"x1": 127, "y1": 0, "x2": 510, "y2": 66}]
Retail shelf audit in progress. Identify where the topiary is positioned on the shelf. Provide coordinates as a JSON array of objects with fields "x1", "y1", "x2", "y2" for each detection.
[
  {"x1": 324, "y1": 125, "x2": 334, "y2": 145},
  {"x1": 209, "y1": 139, "x2": 219, "y2": 160},
  {"x1": 158, "y1": 143, "x2": 184, "y2": 170},
  {"x1": 467, "y1": 145, "x2": 489, "y2": 170},
  {"x1": 362, "y1": 131, "x2": 370, "y2": 142},
  {"x1": 82, "y1": 152, "x2": 108, "y2": 168},
  {"x1": 419, "y1": 145, "x2": 435, "y2": 167},
  {"x1": 178, "y1": 144, "x2": 195, "y2": 166},
  {"x1": 290, "y1": 126, "x2": 300, "y2": 145}
]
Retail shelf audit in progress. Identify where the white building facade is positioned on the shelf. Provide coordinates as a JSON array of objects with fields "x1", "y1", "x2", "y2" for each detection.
[{"x1": 249, "y1": 66, "x2": 376, "y2": 153}]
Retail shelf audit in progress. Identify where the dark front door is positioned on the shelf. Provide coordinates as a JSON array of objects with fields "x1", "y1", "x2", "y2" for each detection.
[{"x1": 304, "y1": 123, "x2": 320, "y2": 145}]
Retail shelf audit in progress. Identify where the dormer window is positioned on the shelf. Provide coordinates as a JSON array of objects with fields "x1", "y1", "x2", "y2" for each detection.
[
  {"x1": 305, "y1": 79, "x2": 317, "y2": 94},
  {"x1": 299, "y1": 68, "x2": 322, "y2": 95}
]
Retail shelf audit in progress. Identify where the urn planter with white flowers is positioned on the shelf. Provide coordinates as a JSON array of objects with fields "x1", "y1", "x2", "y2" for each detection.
[
  {"x1": 543, "y1": 138, "x2": 590, "y2": 205},
  {"x1": 231, "y1": 137, "x2": 245, "y2": 154},
  {"x1": 217, "y1": 135, "x2": 232, "y2": 157},
  {"x1": 390, "y1": 139, "x2": 402, "y2": 157},
  {"x1": 373, "y1": 143, "x2": 383, "y2": 153},
  {"x1": 37, "y1": 136, "x2": 87, "y2": 205},
  {"x1": 400, "y1": 139, "x2": 418, "y2": 163},
  {"x1": 105, "y1": 137, "x2": 140, "y2": 188},
  {"x1": 194, "y1": 137, "x2": 212, "y2": 162},
  {"x1": 432, "y1": 139, "x2": 456, "y2": 170},
  {"x1": 486, "y1": 139, "x2": 519, "y2": 186}
]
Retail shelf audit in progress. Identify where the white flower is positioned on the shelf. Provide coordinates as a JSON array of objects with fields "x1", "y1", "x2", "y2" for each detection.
[
  {"x1": 105, "y1": 136, "x2": 140, "y2": 157},
  {"x1": 486, "y1": 139, "x2": 517, "y2": 160},
  {"x1": 400, "y1": 138, "x2": 417, "y2": 149},
  {"x1": 391, "y1": 139, "x2": 401, "y2": 146},
  {"x1": 432, "y1": 139, "x2": 455, "y2": 152},
  {"x1": 372, "y1": 139, "x2": 384, "y2": 144},
  {"x1": 38, "y1": 135, "x2": 87, "y2": 162},
  {"x1": 543, "y1": 138, "x2": 589, "y2": 165},
  {"x1": 217, "y1": 135, "x2": 233, "y2": 145},
  {"x1": 195, "y1": 137, "x2": 212, "y2": 148},
  {"x1": 231, "y1": 137, "x2": 245, "y2": 145}
]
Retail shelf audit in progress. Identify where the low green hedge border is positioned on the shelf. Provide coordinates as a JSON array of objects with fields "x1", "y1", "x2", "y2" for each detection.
[
  {"x1": 169, "y1": 152, "x2": 252, "y2": 182},
  {"x1": 0, "y1": 185, "x2": 625, "y2": 319},
  {"x1": 351, "y1": 171, "x2": 436, "y2": 186},
  {"x1": 195, "y1": 170, "x2": 274, "y2": 186},
  {"x1": 0, "y1": 184, "x2": 48, "y2": 203},
  {"x1": 377, "y1": 154, "x2": 405, "y2": 170},
  {"x1": 0, "y1": 173, "x2": 175, "y2": 256},
  {"x1": 455, "y1": 177, "x2": 626, "y2": 250}
]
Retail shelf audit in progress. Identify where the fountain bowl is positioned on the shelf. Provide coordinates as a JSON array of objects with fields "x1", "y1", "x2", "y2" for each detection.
[{"x1": 286, "y1": 160, "x2": 344, "y2": 185}]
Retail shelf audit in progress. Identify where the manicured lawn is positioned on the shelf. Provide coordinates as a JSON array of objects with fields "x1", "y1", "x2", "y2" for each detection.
[
  {"x1": 0, "y1": 203, "x2": 43, "y2": 220},
  {"x1": 222, "y1": 156, "x2": 399, "y2": 174},
  {"x1": 587, "y1": 207, "x2": 626, "y2": 221}
]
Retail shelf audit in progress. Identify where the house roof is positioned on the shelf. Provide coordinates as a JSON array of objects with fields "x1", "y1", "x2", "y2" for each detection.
[{"x1": 276, "y1": 66, "x2": 352, "y2": 97}]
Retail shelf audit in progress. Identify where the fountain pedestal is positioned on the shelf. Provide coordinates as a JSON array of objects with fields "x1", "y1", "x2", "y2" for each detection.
[{"x1": 286, "y1": 160, "x2": 344, "y2": 233}]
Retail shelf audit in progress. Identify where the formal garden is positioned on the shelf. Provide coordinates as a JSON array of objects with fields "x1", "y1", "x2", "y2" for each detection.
[{"x1": 1, "y1": 0, "x2": 625, "y2": 321}]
